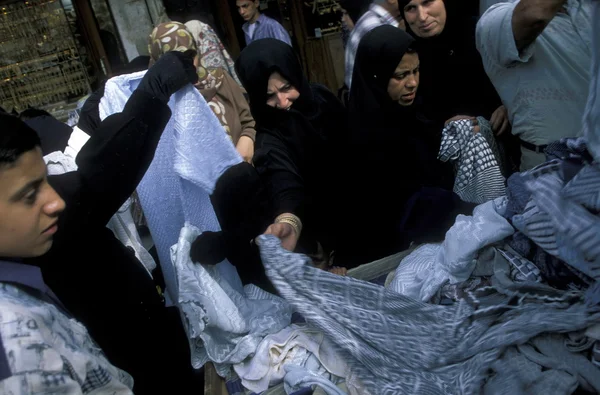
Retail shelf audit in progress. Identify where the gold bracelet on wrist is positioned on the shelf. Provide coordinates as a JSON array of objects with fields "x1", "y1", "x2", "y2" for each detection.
[{"x1": 275, "y1": 214, "x2": 303, "y2": 236}]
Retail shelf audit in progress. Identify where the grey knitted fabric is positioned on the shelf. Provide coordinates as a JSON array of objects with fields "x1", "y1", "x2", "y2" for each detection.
[{"x1": 258, "y1": 235, "x2": 599, "y2": 395}]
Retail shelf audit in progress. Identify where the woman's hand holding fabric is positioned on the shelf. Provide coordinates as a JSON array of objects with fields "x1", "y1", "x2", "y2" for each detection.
[
  {"x1": 446, "y1": 115, "x2": 480, "y2": 134},
  {"x1": 490, "y1": 105, "x2": 510, "y2": 136},
  {"x1": 264, "y1": 222, "x2": 299, "y2": 251},
  {"x1": 236, "y1": 136, "x2": 255, "y2": 164}
]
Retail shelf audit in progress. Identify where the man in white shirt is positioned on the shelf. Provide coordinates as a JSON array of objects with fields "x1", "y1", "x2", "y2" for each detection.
[
  {"x1": 476, "y1": 0, "x2": 592, "y2": 170},
  {"x1": 344, "y1": 0, "x2": 401, "y2": 89}
]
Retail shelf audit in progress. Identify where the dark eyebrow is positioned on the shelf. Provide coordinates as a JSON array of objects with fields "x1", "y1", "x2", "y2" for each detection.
[{"x1": 10, "y1": 177, "x2": 44, "y2": 202}]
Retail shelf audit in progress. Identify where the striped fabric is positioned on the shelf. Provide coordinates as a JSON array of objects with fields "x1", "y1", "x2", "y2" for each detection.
[{"x1": 513, "y1": 141, "x2": 600, "y2": 302}]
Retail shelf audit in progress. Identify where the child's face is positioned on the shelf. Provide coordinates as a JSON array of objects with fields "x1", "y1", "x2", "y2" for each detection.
[{"x1": 0, "y1": 148, "x2": 65, "y2": 258}]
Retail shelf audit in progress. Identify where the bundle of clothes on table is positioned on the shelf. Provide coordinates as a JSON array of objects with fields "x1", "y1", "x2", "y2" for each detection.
[
  {"x1": 257, "y1": 133, "x2": 600, "y2": 394},
  {"x1": 54, "y1": 8, "x2": 598, "y2": 393},
  {"x1": 162, "y1": 134, "x2": 600, "y2": 395},
  {"x1": 251, "y1": 27, "x2": 600, "y2": 389}
]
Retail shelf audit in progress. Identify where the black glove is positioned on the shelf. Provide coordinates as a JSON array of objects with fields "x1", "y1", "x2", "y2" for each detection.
[
  {"x1": 137, "y1": 51, "x2": 198, "y2": 103},
  {"x1": 190, "y1": 231, "x2": 228, "y2": 265}
]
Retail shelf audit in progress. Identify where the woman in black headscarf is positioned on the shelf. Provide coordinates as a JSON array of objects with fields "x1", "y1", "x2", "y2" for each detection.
[
  {"x1": 335, "y1": 25, "x2": 471, "y2": 267},
  {"x1": 399, "y1": 0, "x2": 508, "y2": 135},
  {"x1": 234, "y1": 39, "x2": 345, "y2": 257},
  {"x1": 190, "y1": 40, "x2": 346, "y2": 281},
  {"x1": 187, "y1": 37, "x2": 346, "y2": 278}
]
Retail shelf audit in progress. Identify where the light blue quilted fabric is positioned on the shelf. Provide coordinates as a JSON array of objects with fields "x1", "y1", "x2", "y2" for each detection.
[{"x1": 99, "y1": 71, "x2": 242, "y2": 304}]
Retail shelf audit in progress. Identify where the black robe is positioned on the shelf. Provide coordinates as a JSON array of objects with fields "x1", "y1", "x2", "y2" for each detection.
[
  {"x1": 337, "y1": 25, "x2": 471, "y2": 267},
  {"x1": 235, "y1": 39, "x2": 346, "y2": 254},
  {"x1": 191, "y1": 39, "x2": 345, "y2": 286},
  {"x1": 24, "y1": 114, "x2": 72, "y2": 155}
]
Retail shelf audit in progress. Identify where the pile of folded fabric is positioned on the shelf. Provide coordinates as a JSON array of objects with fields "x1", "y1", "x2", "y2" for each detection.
[
  {"x1": 257, "y1": 11, "x2": 600, "y2": 390},
  {"x1": 257, "y1": 135, "x2": 600, "y2": 395},
  {"x1": 173, "y1": 136, "x2": 599, "y2": 395},
  {"x1": 99, "y1": 70, "x2": 352, "y2": 395}
]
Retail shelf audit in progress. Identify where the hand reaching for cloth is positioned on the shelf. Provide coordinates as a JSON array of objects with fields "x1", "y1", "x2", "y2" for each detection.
[
  {"x1": 445, "y1": 115, "x2": 480, "y2": 134},
  {"x1": 264, "y1": 222, "x2": 299, "y2": 251},
  {"x1": 263, "y1": 213, "x2": 301, "y2": 251},
  {"x1": 446, "y1": 106, "x2": 511, "y2": 136},
  {"x1": 138, "y1": 50, "x2": 199, "y2": 103},
  {"x1": 490, "y1": 105, "x2": 510, "y2": 136},
  {"x1": 236, "y1": 136, "x2": 255, "y2": 164}
]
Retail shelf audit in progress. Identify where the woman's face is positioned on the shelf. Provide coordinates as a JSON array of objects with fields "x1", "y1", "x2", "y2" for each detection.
[
  {"x1": 387, "y1": 52, "x2": 420, "y2": 106},
  {"x1": 266, "y1": 72, "x2": 301, "y2": 110},
  {"x1": 403, "y1": 0, "x2": 447, "y2": 38}
]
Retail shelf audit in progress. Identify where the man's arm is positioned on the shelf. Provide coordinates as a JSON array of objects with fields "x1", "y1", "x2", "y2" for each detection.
[
  {"x1": 477, "y1": 2, "x2": 536, "y2": 68},
  {"x1": 49, "y1": 51, "x2": 197, "y2": 228},
  {"x1": 512, "y1": 0, "x2": 568, "y2": 52},
  {"x1": 70, "y1": 90, "x2": 171, "y2": 226}
]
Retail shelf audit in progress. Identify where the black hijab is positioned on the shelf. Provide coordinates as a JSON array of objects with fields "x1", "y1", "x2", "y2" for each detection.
[
  {"x1": 338, "y1": 25, "x2": 457, "y2": 265},
  {"x1": 398, "y1": 0, "x2": 500, "y2": 123},
  {"x1": 235, "y1": 39, "x2": 345, "y2": 241},
  {"x1": 349, "y1": 25, "x2": 416, "y2": 122},
  {"x1": 348, "y1": 25, "x2": 442, "y2": 162},
  {"x1": 235, "y1": 39, "x2": 315, "y2": 125}
]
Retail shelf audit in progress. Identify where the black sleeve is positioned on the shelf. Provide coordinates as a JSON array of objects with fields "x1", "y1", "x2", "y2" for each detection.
[
  {"x1": 49, "y1": 89, "x2": 171, "y2": 227},
  {"x1": 253, "y1": 133, "x2": 306, "y2": 220},
  {"x1": 76, "y1": 85, "x2": 105, "y2": 135}
]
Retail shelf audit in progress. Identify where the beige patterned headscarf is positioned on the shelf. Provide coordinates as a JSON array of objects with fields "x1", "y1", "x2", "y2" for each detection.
[
  {"x1": 148, "y1": 22, "x2": 225, "y2": 98},
  {"x1": 148, "y1": 22, "x2": 230, "y2": 133},
  {"x1": 149, "y1": 22, "x2": 196, "y2": 64}
]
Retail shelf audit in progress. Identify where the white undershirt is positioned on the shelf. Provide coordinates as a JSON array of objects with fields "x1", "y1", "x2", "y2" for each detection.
[{"x1": 246, "y1": 22, "x2": 257, "y2": 40}]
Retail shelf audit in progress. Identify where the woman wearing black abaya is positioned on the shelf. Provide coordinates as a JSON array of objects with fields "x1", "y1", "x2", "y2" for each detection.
[
  {"x1": 399, "y1": 0, "x2": 507, "y2": 134},
  {"x1": 191, "y1": 39, "x2": 346, "y2": 279},
  {"x1": 335, "y1": 25, "x2": 472, "y2": 268},
  {"x1": 236, "y1": 39, "x2": 345, "y2": 257}
]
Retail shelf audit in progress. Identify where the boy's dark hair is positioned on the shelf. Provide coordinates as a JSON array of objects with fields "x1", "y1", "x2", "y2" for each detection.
[
  {"x1": 340, "y1": 0, "x2": 371, "y2": 25},
  {"x1": 0, "y1": 113, "x2": 41, "y2": 168}
]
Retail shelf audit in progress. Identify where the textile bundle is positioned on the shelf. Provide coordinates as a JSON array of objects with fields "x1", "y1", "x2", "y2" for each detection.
[
  {"x1": 257, "y1": 133, "x2": 600, "y2": 394},
  {"x1": 258, "y1": 234, "x2": 599, "y2": 395},
  {"x1": 99, "y1": 71, "x2": 242, "y2": 304},
  {"x1": 438, "y1": 117, "x2": 506, "y2": 204},
  {"x1": 232, "y1": 324, "x2": 348, "y2": 393},
  {"x1": 171, "y1": 224, "x2": 292, "y2": 376}
]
